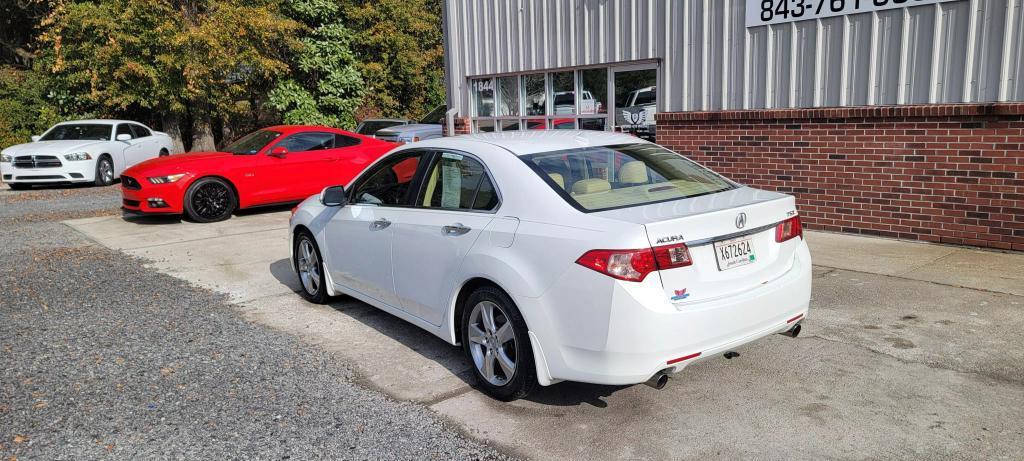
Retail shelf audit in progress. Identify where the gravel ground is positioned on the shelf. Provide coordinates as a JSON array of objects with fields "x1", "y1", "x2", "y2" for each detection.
[{"x1": 0, "y1": 184, "x2": 514, "y2": 460}]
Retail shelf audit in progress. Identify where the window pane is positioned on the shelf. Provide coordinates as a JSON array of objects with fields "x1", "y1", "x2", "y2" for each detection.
[
  {"x1": 525, "y1": 118, "x2": 546, "y2": 130},
  {"x1": 523, "y1": 143, "x2": 734, "y2": 212},
  {"x1": 421, "y1": 153, "x2": 493, "y2": 210},
  {"x1": 40, "y1": 124, "x2": 112, "y2": 141},
  {"x1": 551, "y1": 71, "x2": 575, "y2": 115},
  {"x1": 475, "y1": 119, "x2": 495, "y2": 133},
  {"x1": 579, "y1": 68, "x2": 607, "y2": 114},
  {"x1": 498, "y1": 76, "x2": 519, "y2": 116},
  {"x1": 353, "y1": 154, "x2": 422, "y2": 206},
  {"x1": 334, "y1": 134, "x2": 361, "y2": 148},
  {"x1": 500, "y1": 120, "x2": 520, "y2": 131},
  {"x1": 472, "y1": 78, "x2": 495, "y2": 117},
  {"x1": 522, "y1": 74, "x2": 546, "y2": 116},
  {"x1": 276, "y1": 132, "x2": 335, "y2": 152},
  {"x1": 552, "y1": 118, "x2": 575, "y2": 130},
  {"x1": 130, "y1": 124, "x2": 152, "y2": 138},
  {"x1": 614, "y1": 69, "x2": 657, "y2": 140},
  {"x1": 116, "y1": 124, "x2": 133, "y2": 138},
  {"x1": 579, "y1": 118, "x2": 606, "y2": 131},
  {"x1": 223, "y1": 130, "x2": 281, "y2": 155},
  {"x1": 473, "y1": 175, "x2": 499, "y2": 210}
]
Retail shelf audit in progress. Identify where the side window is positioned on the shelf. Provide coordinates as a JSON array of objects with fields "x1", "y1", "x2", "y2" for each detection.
[
  {"x1": 130, "y1": 124, "x2": 151, "y2": 138},
  {"x1": 420, "y1": 153, "x2": 498, "y2": 211},
  {"x1": 334, "y1": 134, "x2": 361, "y2": 148},
  {"x1": 351, "y1": 153, "x2": 424, "y2": 206},
  {"x1": 116, "y1": 124, "x2": 134, "y2": 139},
  {"x1": 274, "y1": 132, "x2": 335, "y2": 153}
]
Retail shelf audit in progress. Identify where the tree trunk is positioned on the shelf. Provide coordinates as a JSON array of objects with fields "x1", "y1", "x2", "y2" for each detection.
[
  {"x1": 162, "y1": 112, "x2": 186, "y2": 154},
  {"x1": 191, "y1": 115, "x2": 216, "y2": 152}
]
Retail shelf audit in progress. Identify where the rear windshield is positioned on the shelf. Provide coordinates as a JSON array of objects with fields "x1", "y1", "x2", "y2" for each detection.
[
  {"x1": 40, "y1": 124, "x2": 111, "y2": 141},
  {"x1": 522, "y1": 143, "x2": 735, "y2": 212}
]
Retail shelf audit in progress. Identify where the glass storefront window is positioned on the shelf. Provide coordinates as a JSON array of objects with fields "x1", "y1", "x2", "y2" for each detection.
[
  {"x1": 614, "y1": 69, "x2": 657, "y2": 139},
  {"x1": 472, "y1": 78, "x2": 495, "y2": 117},
  {"x1": 579, "y1": 118, "x2": 606, "y2": 131},
  {"x1": 579, "y1": 68, "x2": 607, "y2": 114},
  {"x1": 475, "y1": 119, "x2": 495, "y2": 132},
  {"x1": 552, "y1": 119, "x2": 575, "y2": 129},
  {"x1": 500, "y1": 120, "x2": 520, "y2": 131},
  {"x1": 524, "y1": 118, "x2": 546, "y2": 130},
  {"x1": 551, "y1": 71, "x2": 575, "y2": 115},
  {"x1": 522, "y1": 74, "x2": 546, "y2": 116},
  {"x1": 498, "y1": 76, "x2": 519, "y2": 116}
]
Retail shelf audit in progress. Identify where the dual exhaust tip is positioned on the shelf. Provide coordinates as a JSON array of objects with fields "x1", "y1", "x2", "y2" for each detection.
[{"x1": 644, "y1": 321, "x2": 803, "y2": 391}]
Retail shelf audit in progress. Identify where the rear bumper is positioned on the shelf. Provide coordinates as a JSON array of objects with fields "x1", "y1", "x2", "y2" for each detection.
[
  {"x1": 120, "y1": 177, "x2": 187, "y2": 214},
  {"x1": 1, "y1": 162, "x2": 95, "y2": 183},
  {"x1": 521, "y1": 240, "x2": 813, "y2": 386}
]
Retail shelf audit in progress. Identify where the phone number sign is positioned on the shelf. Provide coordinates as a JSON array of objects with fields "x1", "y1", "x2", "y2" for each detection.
[{"x1": 746, "y1": 0, "x2": 954, "y2": 26}]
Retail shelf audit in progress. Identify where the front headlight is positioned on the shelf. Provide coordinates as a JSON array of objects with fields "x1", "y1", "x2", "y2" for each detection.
[
  {"x1": 64, "y1": 152, "x2": 92, "y2": 161},
  {"x1": 148, "y1": 173, "x2": 187, "y2": 184},
  {"x1": 0, "y1": 153, "x2": 12, "y2": 163}
]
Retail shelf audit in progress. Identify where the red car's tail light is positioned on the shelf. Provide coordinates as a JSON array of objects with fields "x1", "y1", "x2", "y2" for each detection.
[
  {"x1": 576, "y1": 243, "x2": 692, "y2": 282},
  {"x1": 775, "y1": 216, "x2": 803, "y2": 242},
  {"x1": 576, "y1": 248, "x2": 657, "y2": 282}
]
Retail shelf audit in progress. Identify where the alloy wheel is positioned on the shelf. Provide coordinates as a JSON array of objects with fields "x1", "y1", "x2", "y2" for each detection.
[
  {"x1": 467, "y1": 301, "x2": 517, "y2": 386},
  {"x1": 191, "y1": 182, "x2": 230, "y2": 220},
  {"x1": 296, "y1": 238, "x2": 321, "y2": 295},
  {"x1": 100, "y1": 160, "x2": 114, "y2": 183}
]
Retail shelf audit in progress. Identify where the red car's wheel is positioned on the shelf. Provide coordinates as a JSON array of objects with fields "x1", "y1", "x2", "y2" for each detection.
[{"x1": 184, "y1": 177, "x2": 236, "y2": 223}]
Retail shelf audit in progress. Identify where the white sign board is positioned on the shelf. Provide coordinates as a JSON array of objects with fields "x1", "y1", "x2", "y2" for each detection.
[{"x1": 746, "y1": 0, "x2": 954, "y2": 27}]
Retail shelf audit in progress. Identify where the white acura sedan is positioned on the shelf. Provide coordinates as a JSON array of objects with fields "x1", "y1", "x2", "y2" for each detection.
[
  {"x1": 289, "y1": 131, "x2": 811, "y2": 400},
  {"x1": 1, "y1": 120, "x2": 174, "y2": 189}
]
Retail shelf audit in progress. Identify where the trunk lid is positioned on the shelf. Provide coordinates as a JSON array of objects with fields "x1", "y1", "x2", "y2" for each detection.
[{"x1": 597, "y1": 187, "x2": 801, "y2": 304}]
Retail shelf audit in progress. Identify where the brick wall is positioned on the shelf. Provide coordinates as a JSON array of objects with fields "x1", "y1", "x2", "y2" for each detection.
[
  {"x1": 441, "y1": 116, "x2": 472, "y2": 136},
  {"x1": 656, "y1": 104, "x2": 1024, "y2": 251}
]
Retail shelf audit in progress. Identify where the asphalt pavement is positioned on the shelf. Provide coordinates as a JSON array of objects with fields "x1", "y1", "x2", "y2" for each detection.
[{"x1": 0, "y1": 185, "x2": 513, "y2": 460}]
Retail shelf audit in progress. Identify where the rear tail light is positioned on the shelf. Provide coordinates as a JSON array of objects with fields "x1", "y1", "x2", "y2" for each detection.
[
  {"x1": 576, "y1": 243, "x2": 692, "y2": 282},
  {"x1": 775, "y1": 216, "x2": 803, "y2": 242}
]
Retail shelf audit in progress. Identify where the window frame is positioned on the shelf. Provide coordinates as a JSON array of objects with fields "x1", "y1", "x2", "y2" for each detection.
[{"x1": 412, "y1": 149, "x2": 502, "y2": 214}]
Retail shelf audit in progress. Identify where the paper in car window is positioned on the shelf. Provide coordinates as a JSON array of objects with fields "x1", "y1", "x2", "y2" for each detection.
[
  {"x1": 441, "y1": 152, "x2": 463, "y2": 161},
  {"x1": 441, "y1": 159, "x2": 462, "y2": 208}
]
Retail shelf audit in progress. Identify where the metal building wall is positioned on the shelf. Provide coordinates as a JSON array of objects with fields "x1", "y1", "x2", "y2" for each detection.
[{"x1": 442, "y1": 0, "x2": 1024, "y2": 115}]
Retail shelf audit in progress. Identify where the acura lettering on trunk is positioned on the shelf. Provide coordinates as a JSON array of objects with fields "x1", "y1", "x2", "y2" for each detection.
[{"x1": 289, "y1": 130, "x2": 812, "y2": 401}]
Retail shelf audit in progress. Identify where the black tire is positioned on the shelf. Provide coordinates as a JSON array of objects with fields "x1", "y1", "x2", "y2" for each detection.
[
  {"x1": 183, "y1": 177, "x2": 237, "y2": 223},
  {"x1": 293, "y1": 231, "x2": 330, "y2": 304},
  {"x1": 94, "y1": 156, "x2": 114, "y2": 186},
  {"x1": 159, "y1": 148, "x2": 170, "y2": 157},
  {"x1": 461, "y1": 285, "x2": 537, "y2": 401},
  {"x1": 7, "y1": 183, "x2": 30, "y2": 190}
]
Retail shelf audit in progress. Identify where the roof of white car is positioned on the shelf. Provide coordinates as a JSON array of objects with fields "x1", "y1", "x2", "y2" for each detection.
[
  {"x1": 55, "y1": 119, "x2": 136, "y2": 125},
  {"x1": 458, "y1": 130, "x2": 650, "y2": 156}
]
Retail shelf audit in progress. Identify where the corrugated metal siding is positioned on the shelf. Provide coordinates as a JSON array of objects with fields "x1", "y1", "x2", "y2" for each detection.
[{"x1": 444, "y1": 0, "x2": 1024, "y2": 115}]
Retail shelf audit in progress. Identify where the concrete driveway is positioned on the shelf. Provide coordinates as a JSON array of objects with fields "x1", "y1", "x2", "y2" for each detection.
[{"x1": 66, "y1": 211, "x2": 1024, "y2": 459}]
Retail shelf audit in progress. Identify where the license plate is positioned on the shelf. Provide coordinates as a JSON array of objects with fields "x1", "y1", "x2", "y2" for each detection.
[{"x1": 713, "y1": 235, "x2": 756, "y2": 271}]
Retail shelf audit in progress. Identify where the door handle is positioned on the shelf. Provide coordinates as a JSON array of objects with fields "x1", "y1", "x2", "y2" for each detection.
[
  {"x1": 371, "y1": 218, "x2": 391, "y2": 230},
  {"x1": 443, "y1": 223, "x2": 471, "y2": 236}
]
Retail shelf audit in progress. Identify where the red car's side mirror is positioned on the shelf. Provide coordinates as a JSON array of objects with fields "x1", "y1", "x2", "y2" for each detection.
[{"x1": 269, "y1": 146, "x2": 288, "y2": 158}]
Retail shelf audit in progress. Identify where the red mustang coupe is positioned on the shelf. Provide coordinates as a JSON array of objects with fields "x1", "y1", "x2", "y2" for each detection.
[{"x1": 121, "y1": 126, "x2": 395, "y2": 222}]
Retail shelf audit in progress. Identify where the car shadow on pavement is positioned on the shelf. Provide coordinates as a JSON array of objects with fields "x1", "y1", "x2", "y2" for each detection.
[
  {"x1": 121, "y1": 202, "x2": 297, "y2": 225},
  {"x1": 269, "y1": 256, "x2": 639, "y2": 408}
]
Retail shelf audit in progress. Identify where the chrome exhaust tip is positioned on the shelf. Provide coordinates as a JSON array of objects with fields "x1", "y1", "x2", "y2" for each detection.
[
  {"x1": 644, "y1": 370, "x2": 670, "y2": 390},
  {"x1": 780, "y1": 321, "x2": 802, "y2": 338}
]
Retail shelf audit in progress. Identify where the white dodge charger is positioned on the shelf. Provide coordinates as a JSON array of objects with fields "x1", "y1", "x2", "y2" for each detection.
[
  {"x1": 1, "y1": 120, "x2": 174, "y2": 189},
  {"x1": 289, "y1": 130, "x2": 812, "y2": 400}
]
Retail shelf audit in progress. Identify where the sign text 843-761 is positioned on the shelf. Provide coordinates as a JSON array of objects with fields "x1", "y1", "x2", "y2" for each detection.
[{"x1": 745, "y1": 0, "x2": 953, "y2": 27}]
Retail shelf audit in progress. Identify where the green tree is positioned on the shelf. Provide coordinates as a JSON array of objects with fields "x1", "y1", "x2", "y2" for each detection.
[
  {"x1": 342, "y1": 0, "x2": 445, "y2": 120},
  {"x1": 269, "y1": 0, "x2": 364, "y2": 128},
  {"x1": 0, "y1": 66, "x2": 61, "y2": 148},
  {"x1": 37, "y1": 0, "x2": 301, "y2": 151}
]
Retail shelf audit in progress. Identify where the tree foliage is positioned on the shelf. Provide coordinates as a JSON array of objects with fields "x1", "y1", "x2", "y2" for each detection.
[
  {"x1": 269, "y1": 0, "x2": 364, "y2": 128},
  {"x1": 0, "y1": 66, "x2": 61, "y2": 148}
]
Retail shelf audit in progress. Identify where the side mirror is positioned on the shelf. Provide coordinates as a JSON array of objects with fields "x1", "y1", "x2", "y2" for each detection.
[
  {"x1": 320, "y1": 185, "x2": 347, "y2": 207},
  {"x1": 116, "y1": 133, "x2": 133, "y2": 141},
  {"x1": 269, "y1": 146, "x2": 288, "y2": 159},
  {"x1": 31, "y1": 135, "x2": 41, "y2": 142}
]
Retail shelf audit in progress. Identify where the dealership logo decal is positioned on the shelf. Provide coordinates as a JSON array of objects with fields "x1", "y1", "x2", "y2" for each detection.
[
  {"x1": 735, "y1": 212, "x2": 747, "y2": 229},
  {"x1": 671, "y1": 289, "x2": 690, "y2": 301},
  {"x1": 623, "y1": 109, "x2": 647, "y2": 126}
]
